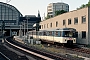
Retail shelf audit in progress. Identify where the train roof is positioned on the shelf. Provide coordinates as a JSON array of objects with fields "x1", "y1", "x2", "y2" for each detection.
[
  {"x1": 28, "y1": 28, "x2": 76, "y2": 32},
  {"x1": 40, "y1": 28, "x2": 76, "y2": 31},
  {"x1": 56, "y1": 28, "x2": 76, "y2": 30}
]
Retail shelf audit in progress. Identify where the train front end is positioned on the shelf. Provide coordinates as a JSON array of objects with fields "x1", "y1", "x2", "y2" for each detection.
[{"x1": 62, "y1": 28, "x2": 76, "y2": 46}]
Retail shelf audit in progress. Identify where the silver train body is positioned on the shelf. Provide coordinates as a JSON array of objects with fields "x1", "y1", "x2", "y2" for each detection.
[{"x1": 28, "y1": 28, "x2": 76, "y2": 45}]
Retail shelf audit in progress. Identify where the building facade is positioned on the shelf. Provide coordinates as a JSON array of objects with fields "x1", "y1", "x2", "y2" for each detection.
[
  {"x1": 47, "y1": 2, "x2": 69, "y2": 17},
  {"x1": 0, "y1": 2, "x2": 41, "y2": 36},
  {"x1": 0, "y1": 2, "x2": 23, "y2": 25},
  {"x1": 40, "y1": 7, "x2": 90, "y2": 45}
]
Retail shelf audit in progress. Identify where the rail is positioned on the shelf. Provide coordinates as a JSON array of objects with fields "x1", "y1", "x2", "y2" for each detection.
[
  {"x1": 0, "y1": 52, "x2": 10, "y2": 60},
  {"x1": 5, "y1": 39, "x2": 54, "y2": 60}
]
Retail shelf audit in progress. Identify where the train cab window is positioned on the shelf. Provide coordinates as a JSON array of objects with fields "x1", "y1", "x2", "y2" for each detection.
[{"x1": 63, "y1": 31, "x2": 74, "y2": 37}]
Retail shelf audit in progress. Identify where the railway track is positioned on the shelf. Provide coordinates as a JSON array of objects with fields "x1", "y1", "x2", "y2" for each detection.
[
  {"x1": 58, "y1": 45, "x2": 90, "y2": 55},
  {"x1": 41, "y1": 41, "x2": 90, "y2": 54},
  {"x1": 0, "y1": 52, "x2": 10, "y2": 60},
  {"x1": 46, "y1": 43, "x2": 90, "y2": 58},
  {"x1": 67, "y1": 47, "x2": 90, "y2": 54},
  {"x1": 48, "y1": 42, "x2": 90, "y2": 54},
  {"x1": 6, "y1": 37, "x2": 69, "y2": 60}
]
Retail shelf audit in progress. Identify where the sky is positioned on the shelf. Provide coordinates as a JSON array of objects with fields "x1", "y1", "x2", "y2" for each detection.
[{"x1": 0, "y1": 0, "x2": 89, "y2": 18}]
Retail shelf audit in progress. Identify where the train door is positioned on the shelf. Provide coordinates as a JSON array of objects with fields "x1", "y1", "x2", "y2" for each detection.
[
  {"x1": 43, "y1": 31, "x2": 47, "y2": 40},
  {"x1": 48, "y1": 31, "x2": 54, "y2": 42}
]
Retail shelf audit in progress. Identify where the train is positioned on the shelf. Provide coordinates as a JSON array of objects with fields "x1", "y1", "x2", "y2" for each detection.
[
  {"x1": 12, "y1": 31, "x2": 17, "y2": 36},
  {"x1": 28, "y1": 28, "x2": 76, "y2": 46}
]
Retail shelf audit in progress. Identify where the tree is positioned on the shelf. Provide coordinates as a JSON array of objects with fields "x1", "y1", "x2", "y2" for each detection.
[
  {"x1": 77, "y1": 1, "x2": 90, "y2": 10},
  {"x1": 45, "y1": 14, "x2": 51, "y2": 19},
  {"x1": 55, "y1": 10, "x2": 67, "y2": 16},
  {"x1": 45, "y1": 10, "x2": 67, "y2": 20},
  {"x1": 86, "y1": 1, "x2": 90, "y2": 7}
]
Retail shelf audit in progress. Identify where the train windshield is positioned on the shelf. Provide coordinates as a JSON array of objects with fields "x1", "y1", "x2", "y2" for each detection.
[{"x1": 62, "y1": 31, "x2": 75, "y2": 37}]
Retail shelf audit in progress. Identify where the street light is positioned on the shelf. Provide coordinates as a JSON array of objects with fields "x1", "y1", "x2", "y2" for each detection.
[
  {"x1": 19, "y1": 25, "x2": 22, "y2": 37},
  {"x1": 26, "y1": 17, "x2": 29, "y2": 33},
  {"x1": 23, "y1": 20, "x2": 26, "y2": 37},
  {"x1": 1, "y1": 13, "x2": 5, "y2": 43}
]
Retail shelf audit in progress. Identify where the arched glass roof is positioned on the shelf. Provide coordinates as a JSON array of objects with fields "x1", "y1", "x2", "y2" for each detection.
[{"x1": 0, "y1": 2, "x2": 23, "y2": 16}]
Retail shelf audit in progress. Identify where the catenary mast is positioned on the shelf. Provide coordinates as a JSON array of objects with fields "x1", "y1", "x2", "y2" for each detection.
[{"x1": 6, "y1": 0, "x2": 11, "y2": 3}]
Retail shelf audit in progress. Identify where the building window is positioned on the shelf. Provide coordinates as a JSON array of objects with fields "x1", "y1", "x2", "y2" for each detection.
[
  {"x1": 82, "y1": 31, "x2": 86, "y2": 39},
  {"x1": 42, "y1": 25, "x2": 43, "y2": 29},
  {"x1": 63, "y1": 20, "x2": 66, "y2": 25},
  {"x1": 48, "y1": 12, "x2": 53, "y2": 14},
  {"x1": 75, "y1": 32, "x2": 78, "y2": 38},
  {"x1": 48, "y1": 9, "x2": 52, "y2": 11},
  {"x1": 47, "y1": 24, "x2": 48, "y2": 28},
  {"x1": 82, "y1": 16, "x2": 86, "y2": 23},
  {"x1": 44, "y1": 24, "x2": 45, "y2": 28},
  {"x1": 50, "y1": 23, "x2": 52, "y2": 27},
  {"x1": 68, "y1": 19, "x2": 71, "y2": 25},
  {"x1": 56, "y1": 21, "x2": 58, "y2": 27},
  {"x1": 74, "y1": 17, "x2": 78, "y2": 24}
]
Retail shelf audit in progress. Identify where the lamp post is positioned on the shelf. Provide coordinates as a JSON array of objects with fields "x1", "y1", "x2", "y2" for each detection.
[
  {"x1": 21, "y1": 22, "x2": 23, "y2": 36},
  {"x1": 19, "y1": 25, "x2": 22, "y2": 37},
  {"x1": 23, "y1": 20, "x2": 26, "y2": 37},
  {"x1": 27, "y1": 17, "x2": 28, "y2": 33},
  {"x1": 6, "y1": 0, "x2": 11, "y2": 3},
  {"x1": 1, "y1": 13, "x2": 5, "y2": 42},
  {"x1": 23, "y1": 20, "x2": 26, "y2": 44}
]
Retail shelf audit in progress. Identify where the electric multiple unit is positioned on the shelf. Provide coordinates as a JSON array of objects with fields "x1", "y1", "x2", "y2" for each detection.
[{"x1": 28, "y1": 28, "x2": 76, "y2": 45}]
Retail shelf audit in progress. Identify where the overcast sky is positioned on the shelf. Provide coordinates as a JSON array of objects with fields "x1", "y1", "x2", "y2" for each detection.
[{"x1": 0, "y1": 0, "x2": 89, "y2": 18}]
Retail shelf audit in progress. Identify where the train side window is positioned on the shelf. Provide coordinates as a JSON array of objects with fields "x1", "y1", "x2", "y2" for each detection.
[
  {"x1": 41, "y1": 32, "x2": 43, "y2": 36},
  {"x1": 52, "y1": 31, "x2": 54, "y2": 36},
  {"x1": 39, "y1": 32, "x2": 41, "y2": 35},
  {"x1": 58, "y1": 31, "x2": 61, "y2": 37},
  {"x1": 37, "y1": 32, "x2": 39, "y2": 35},
  {"x1": 56, "y1": 31, "x2": 58, "y2": 37},
  {"x1": 33, "y1": 32, "x2": 34, "y2": 35},
  {"x1": 54, "y1": 31, "x2": 62, "y2": 37},
  {"x1": 34, "y1": 32, "x2": 36, "y2": 35},
  {"x1": 47, "y1": 31, "x2": 49, "y2": 36},
  {"x1": 55, "y1": 31, "x2": 58, "y2": 37},
  {"x1": 49, "y1": 31, "x2": 52, "y2": 36},
  {"x1": 43, "y1": 32, "x2": 46, "y2": 36},
  {"x1": 39, "y1": 32, "x2": 41, "y2": 36},
  {"x1": 49, "y1": 31, "x2": 51, "y2": 36},
  {"x1": 60, "y1": 31, "x2": 62, "y2": 37}
]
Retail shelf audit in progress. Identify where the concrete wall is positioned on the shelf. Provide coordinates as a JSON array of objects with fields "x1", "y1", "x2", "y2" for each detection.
[{"x1": 88, "y1": 7, "x2": 90, "y2": 45}]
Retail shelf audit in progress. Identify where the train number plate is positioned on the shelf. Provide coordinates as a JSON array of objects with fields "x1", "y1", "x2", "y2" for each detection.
[{"x1": 69, "y1": 38, "x2": 72, "y2": 40}]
